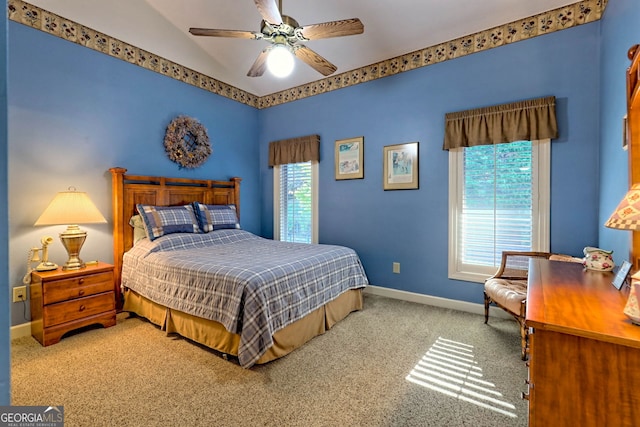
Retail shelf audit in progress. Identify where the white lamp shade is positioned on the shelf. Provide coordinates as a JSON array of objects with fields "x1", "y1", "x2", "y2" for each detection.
[
  {"x1": 267, "y1": 45, "x2": 294, "y2": 78},
  {"x1": 34, "y1": 190, "x2": 107, "y2": 226},
  {"x1": 605, "y1": 183, "x2": 640, "y2": 230}
]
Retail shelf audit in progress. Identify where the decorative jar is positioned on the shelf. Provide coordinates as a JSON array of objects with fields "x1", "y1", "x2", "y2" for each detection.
[{"x1": 582, "y1": 247, "x2": 615, "y2": 271}]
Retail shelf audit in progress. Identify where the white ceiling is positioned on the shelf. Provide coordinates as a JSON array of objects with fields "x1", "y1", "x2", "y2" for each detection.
[{"x1": 26, "y1": 0, "x2": 578, "y2": 97}]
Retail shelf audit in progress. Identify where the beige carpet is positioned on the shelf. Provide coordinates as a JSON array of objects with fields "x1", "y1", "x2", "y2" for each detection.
[{"x1": 11, "y1": 294, "x2": 528, "y2": 427}]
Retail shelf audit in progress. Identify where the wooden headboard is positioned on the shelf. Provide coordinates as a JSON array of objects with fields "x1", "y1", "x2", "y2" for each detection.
[{"x1": 109, "y1": 167, "x2": 241, "y2": 309}]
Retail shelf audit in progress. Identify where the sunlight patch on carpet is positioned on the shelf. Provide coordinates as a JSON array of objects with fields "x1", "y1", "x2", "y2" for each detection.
[{"x1": 405, "y1": 337, "x2": 518, "y2": 418}]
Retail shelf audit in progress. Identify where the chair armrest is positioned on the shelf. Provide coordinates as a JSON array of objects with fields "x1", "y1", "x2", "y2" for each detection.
[{"x1": 490, "y1": 251, "x2": 554, "y2": 280}]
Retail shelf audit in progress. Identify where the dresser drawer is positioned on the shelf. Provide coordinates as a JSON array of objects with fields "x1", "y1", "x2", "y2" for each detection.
[
  {"x1": 43, "y1": 292, "x2": 115, "y2": 327},
  {"x1": 43, "y1": 271, "x2": 114, "y2": 305}
]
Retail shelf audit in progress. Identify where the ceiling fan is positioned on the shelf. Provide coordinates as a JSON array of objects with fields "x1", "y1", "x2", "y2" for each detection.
[{"x1": 188, "y1": 0, "x2": 364, "y2": 78}]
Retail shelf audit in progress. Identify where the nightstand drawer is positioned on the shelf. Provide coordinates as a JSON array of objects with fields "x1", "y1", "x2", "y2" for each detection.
[
  {"x1": 43, "y1": 271, "x2": 114, "y2": 305},
  {"x1": 43, "y1": 292, "x2": 115, "y2": 327}
]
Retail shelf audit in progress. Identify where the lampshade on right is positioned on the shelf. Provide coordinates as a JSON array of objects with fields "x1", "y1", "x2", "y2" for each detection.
[{"x1": 605, "y1": 183, "x2": 640, "y2": 230}]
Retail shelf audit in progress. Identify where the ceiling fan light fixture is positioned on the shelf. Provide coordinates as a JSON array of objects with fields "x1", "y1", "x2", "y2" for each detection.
[
  {"x1": 189, "y1": 0, "x2": 363, "y2": 78},
  {"x1": 267, "y1": 44, "x2": 294, "y2": 78}
]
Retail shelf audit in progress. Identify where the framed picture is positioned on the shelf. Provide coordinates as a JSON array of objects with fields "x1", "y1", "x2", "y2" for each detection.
[
  {"x1": 612, "y1": 260, "x2": 632, "y2": 290},
  {"x1": 335, "y1": 137, "x2": 364, "y2": 180},
  {"x1": 383, "y1": 142, "x2": 419, "y2": 190},
  {"x1": 623, "y1": 114, "x2": 629, "y2": 151}
]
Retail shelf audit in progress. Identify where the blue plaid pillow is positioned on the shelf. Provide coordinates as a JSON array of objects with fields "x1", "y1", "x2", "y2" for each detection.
[
  {"x1": 192, "y1": 203, "x2": 240, "y2": 232},
  {"x1": 136, "y1": 204, "x2": 200, "y2": 241}
]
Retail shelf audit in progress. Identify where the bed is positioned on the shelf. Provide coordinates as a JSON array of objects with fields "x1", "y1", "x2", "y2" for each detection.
[{"x1": 110, "y1": 168, "x2": 368, "y2": 367}]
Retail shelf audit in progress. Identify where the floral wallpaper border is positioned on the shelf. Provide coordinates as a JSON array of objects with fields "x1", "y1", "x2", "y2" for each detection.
[{"x1": 9, "y1": 0, "x2": 607, "y2": 109}]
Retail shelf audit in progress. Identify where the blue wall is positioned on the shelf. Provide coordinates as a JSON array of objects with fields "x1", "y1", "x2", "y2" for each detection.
[
  {"x1": 8, "y1": 22, "x2": 260, "y2": 325},
  {"x1": 260, "y1": 23, "x2": 601, "y2": 304},
  {"x1": 6, "y1": 4, "x2": 638, "y2": 324},
  {"x1": 598, "y1": 0, "x2": 640, "y2": 264},
  {"x1": 3, "y1": 0, "x2": 640, "y2": 403},
  {"x1": 1, "y1": 0, "x2": 10, "y2": 406}
]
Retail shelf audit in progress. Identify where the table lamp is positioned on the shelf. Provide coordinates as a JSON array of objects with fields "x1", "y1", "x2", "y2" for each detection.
[
  {"x1": 605, "y1": 183, "x2": 640, "y2": 325},
  {"x1": 34, "y1": 187, "x2": 107, "y2": 270}
]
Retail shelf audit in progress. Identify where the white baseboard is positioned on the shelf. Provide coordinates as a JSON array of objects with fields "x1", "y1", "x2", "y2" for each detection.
[
  {"x1": 364, "y1": 285, "x2": 511, "y2": 319},
  {"x1": 11, "y1": 322, "x2": 31, "y2": 341}
]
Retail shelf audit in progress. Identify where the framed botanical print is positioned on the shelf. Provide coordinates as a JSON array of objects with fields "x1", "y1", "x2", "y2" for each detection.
[
  {"x1": 335, "y1": 137, "x2": 364, "y2": 180},
  {"x1": 383, "y1": 142, "x2": 419, "y2": 190}
]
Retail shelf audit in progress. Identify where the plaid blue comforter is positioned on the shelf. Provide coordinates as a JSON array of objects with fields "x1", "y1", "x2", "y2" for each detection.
[{"x1": 121, "y1": 229, "x2": 368, "y2": 367}]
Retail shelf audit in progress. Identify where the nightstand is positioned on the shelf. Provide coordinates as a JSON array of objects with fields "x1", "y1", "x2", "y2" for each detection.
[{"x1": 29, "y1": 262, "x2": 116, "y2": 346}]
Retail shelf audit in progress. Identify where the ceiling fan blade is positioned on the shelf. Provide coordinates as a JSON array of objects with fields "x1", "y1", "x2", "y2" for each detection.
[
  {"x1": 299, "y1": 18, "x2": 364, "y2": 40},
  {"x1": 294, "y1": 46, "x2": 337, "y2": 76},
  {"x1": 247, "y1": 49, "x2": 270, "y2": 77},
  {"x1": 189, "y1": 28, "x2": 258, "y2": 39},
  {"x1": 254, "y1": 0, "x2": 283, "y2": 25}
]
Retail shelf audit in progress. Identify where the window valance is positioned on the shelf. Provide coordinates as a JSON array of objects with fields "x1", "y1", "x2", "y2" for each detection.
[
  {"x1": 268, "y1": 134, "x2": 320, "y2": 166},
  {"x1": 443, "y1": 96, "x2": 558, "y2": 150}
]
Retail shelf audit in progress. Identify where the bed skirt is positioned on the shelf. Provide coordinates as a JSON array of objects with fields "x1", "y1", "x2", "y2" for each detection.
[{"x1": 123, "y1": 288, "x2": 364, "y2": 365}]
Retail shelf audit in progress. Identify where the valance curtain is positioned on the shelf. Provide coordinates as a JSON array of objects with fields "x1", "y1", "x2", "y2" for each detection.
[
  {"x1": 268, "y1": 135, "x2": 320, "y2": 166},
  {"x1": 443, "y1": 96, "x2": 558, "y2": 150}
]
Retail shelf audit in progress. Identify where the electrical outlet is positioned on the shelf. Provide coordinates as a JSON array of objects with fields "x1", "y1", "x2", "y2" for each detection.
[
  {"x1": 393, "y1": 262, "x2": 400, "y2": 274},
  {"x1": 13, "y1": 286, "x2": 27, "y2": 303}
]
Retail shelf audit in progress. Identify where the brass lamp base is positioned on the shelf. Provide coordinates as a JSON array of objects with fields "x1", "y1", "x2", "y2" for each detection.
[{"x1": 59, "y1": 224, "x2": 87, "y2": 270}]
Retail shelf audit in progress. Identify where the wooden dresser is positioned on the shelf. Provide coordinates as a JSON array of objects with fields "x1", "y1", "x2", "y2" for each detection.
[
  {"x1": 525, "y1": 259, "x2": 640, "y2": 426},
  {"x1": 30, "y1": 262, "x2": 116, "y2": 346}
]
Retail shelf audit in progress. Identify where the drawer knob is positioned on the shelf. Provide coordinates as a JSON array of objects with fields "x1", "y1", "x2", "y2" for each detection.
[
  {"x1": 78, "y1": 278, "x2": 85, "y2": 284},
  {"x1": 521, "y1": 392, "x2": 530, "y2": 401},
  {"x1": 78, "y1": 289, "x2": 85, "y2": 296},
  {"x1": 79, "y1": 304, "x2": 86, "y2": 312}
]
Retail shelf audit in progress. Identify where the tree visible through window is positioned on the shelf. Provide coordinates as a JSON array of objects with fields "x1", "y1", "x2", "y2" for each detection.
[
  {"x1": 274, "y1": 161, "x2": 318, "y2": 244},
  {"x1": 462, "y1": 141, "x2": 533, "y2": 265},
  {"x1": 448, "y1": 140, "x2": 550, "y2": 282}
]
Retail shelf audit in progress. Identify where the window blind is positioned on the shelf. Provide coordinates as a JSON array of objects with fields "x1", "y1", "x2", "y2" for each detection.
[
  {"x1": 279, "y1": 162, "x2": 313, "y2": 243},
  {"x1": 460, "y1": 141, "x2": 533, "y2": 268}
]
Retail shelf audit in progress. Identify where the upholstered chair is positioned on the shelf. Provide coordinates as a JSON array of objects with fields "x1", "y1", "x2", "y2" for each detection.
[{"x1": 484, "y1": 251, "x2": 580, "y2": 360}]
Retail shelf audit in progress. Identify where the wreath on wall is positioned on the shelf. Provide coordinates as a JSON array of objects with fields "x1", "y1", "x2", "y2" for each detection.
[{"x1": 164, "y1": 115, "x2": 212, "y2": 169}]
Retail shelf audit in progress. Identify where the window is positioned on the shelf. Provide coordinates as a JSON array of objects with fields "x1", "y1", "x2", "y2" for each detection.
[
  {"x1": 274, "y1": 161, "x2": 318, "y2": 243},
  {"x1": 448, "y1": 139, "x2": 550, "y2": 282}
]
